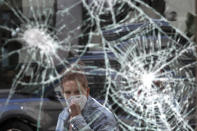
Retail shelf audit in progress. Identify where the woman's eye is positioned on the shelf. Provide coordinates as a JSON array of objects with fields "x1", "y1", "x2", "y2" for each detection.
[
  {"x1": 75, "y1": 91, "x2": 80, "y2": 94},
  {"x1": 65, "y1": 91, "x2": 70, "y2": 94}
]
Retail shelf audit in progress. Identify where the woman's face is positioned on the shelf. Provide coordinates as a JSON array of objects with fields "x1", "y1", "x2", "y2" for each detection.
[{"x1": 62, "y1": 80, "x2": 89, "y2": 99}]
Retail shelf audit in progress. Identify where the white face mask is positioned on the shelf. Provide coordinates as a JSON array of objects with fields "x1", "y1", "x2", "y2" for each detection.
[{"x1": 66, "y1": 95, "x2": 87, "y2": 111}]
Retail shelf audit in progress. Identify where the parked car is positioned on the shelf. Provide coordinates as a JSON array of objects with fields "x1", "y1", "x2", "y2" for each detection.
[{"x1": 0, "y1": 83, "x2": 62, "y2": 131}]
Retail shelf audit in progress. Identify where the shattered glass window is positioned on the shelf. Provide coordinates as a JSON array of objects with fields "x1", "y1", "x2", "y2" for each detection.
[{"x1": 0, "y1": 0, "x2": 196, "y2": 130}]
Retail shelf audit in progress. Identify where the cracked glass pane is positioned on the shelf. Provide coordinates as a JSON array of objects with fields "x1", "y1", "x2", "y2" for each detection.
[{"x1": 0, "y1": 0, "x2": 196, "y2": 130}]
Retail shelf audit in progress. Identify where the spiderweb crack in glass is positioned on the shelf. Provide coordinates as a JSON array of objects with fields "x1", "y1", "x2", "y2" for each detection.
[
  {"x1": 22, "y1": 27, "x2": 58, "y2": 55},
  {"x1": 0, "y1": 0, "x2": 196, "y2": 130}
]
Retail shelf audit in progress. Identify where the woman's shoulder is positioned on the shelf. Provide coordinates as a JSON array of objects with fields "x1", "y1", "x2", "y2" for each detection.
[{"x1": 89, "y1": 97, "x2": 115, "y2": 119}]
